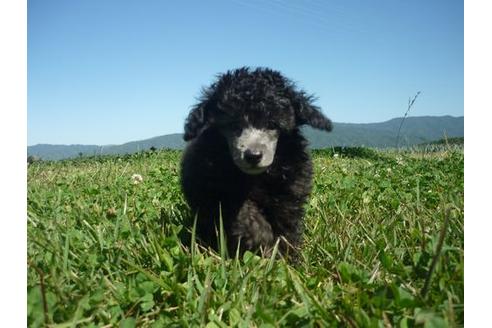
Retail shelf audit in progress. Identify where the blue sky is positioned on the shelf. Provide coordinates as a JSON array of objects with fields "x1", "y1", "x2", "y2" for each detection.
[{"x1": 27, "y1": 0, "x2": 463, "y2": 146}]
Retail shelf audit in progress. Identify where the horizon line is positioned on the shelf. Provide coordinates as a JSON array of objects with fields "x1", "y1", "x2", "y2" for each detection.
[{"x1": 28, "y1": 114, "x2": 464, "y2": 147}]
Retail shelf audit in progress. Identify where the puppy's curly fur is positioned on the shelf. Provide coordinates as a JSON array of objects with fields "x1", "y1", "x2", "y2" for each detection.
[{"x1": 180, "y1": 67, "x2": 332, "y2": 257}]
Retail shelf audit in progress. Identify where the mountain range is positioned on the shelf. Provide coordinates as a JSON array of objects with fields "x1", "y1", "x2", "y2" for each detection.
[{"x1": 28, "y1": 115, "x2": 464, "y2": 160}]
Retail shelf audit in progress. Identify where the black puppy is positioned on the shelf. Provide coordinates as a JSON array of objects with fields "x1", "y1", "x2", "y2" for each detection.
[{"x1": 180, "y1": 67, "x2": 332, "y2": 257}]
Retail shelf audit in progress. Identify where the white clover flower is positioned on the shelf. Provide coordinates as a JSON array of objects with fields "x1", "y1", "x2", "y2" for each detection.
[
  {"x1": 131, "y1": 174, "x2": 143, "y2": 184},
  {"x1": 333, "y1": 153, "x2": 339, "y2": 158}
]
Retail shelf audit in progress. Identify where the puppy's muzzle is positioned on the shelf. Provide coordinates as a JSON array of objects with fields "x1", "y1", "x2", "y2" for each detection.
[
  {"x1": 226, "y1": 127, "x2": 279, "y2": 175},
  {"x1": 244, "y1": 149, "x2": 263, "y2": 166}
]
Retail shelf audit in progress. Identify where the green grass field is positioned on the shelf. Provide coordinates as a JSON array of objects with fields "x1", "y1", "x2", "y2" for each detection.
[{"x1": 27, "y1": 147, "x2": 463, "y2": 327}]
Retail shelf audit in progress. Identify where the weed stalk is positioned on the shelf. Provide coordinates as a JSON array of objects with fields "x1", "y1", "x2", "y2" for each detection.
[
  {"x1": 396, "y1": 91, "x2": 421, "y2": 149},
  {"x1": 28, "y1": 260, "x2": 49, "y2": 325},
  {"x1": 421, "y1": 207, "x2": 451, "y2": 298}
]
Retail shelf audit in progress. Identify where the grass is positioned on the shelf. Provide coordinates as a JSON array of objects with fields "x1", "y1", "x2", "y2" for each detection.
[{"x1": 27, "y1": 147, "x2": 463, "y2": 327}]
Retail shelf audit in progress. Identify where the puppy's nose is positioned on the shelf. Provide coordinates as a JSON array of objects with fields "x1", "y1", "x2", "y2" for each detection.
[{"x1": 244, "y1": 149, "x2": 263, "y2": 165}]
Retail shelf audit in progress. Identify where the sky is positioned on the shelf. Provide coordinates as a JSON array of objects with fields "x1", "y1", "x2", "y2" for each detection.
[{"x1": 27, "y1": 0, "x2": 464, "y2": 146}]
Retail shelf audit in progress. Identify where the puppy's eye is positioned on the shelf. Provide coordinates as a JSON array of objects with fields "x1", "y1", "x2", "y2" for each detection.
[
  {"x1": 221, "y1": 120, "x2": 241, "y2": 130},
  {"x1": 211, "y1": 110, "x2": 230, "y2": 123},
  {"x1": 217, "y1": 120, "x2": 242, "y2": 138}
]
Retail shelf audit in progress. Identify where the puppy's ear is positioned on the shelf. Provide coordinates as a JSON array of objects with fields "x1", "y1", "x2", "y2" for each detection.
[
  {"x1": 294, "y1": 93, "x2": 333, "y2": 132},
  {"x1": 183, "y1": 102, "x2": 207, "y2": 141}
]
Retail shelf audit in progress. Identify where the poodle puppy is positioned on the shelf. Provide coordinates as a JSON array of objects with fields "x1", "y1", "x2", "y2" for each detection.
[{"x1": 180, "y1": 67, "x2": 332, "y2": 257}]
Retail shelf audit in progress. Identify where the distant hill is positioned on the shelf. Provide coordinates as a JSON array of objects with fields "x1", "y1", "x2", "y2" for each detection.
[
  {"x1": 28, "y1": 115, "x2": 463, "y2": 160},
  {"x1": 304, "y1": 115, "x2": 464, "y2": 148},
  {"x1": 28, "y1": 134, "x2": 185, "y2": 161}
]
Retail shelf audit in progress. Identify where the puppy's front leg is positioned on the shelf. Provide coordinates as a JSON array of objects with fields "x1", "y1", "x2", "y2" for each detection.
[{"x1": 229, "y1": 200, "x2": 274, "y2": 256}]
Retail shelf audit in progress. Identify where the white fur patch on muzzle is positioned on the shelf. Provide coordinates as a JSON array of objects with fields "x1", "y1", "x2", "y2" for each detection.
[{"x1": 228, "y1": 127, "x2": 279, "y2": 175}]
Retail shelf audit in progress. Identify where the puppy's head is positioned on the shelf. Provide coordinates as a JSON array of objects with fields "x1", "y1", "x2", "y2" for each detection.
[{"x1": 184, "y1": 67, "x2": 333, "y2": 175}]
